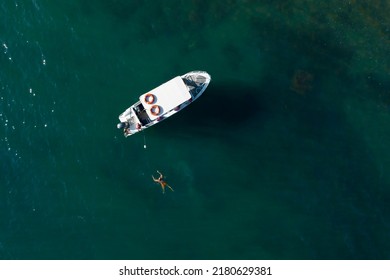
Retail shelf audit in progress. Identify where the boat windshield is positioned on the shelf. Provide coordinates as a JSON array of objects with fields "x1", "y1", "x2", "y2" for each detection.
[{"x1": 133, "y1": 102, "x2": 151, "y2": 125}]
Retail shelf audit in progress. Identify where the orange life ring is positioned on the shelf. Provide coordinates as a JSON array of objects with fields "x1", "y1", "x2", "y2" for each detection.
[
  {"x1": 150, "y1": 105, "x2": 161, "y2": 116},
  {"x1": 144, "y1": 93, "x2": 155, "y2": 104}
]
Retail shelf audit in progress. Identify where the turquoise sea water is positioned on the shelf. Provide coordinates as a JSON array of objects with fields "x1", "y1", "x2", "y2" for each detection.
[{"x1": 1, "y1": 0, "x2": 390, "y2": 259}]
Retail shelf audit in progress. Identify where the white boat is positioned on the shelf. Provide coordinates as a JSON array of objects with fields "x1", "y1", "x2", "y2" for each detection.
[{"x1": 117, "y1": 71, "x2": 211, "y2": 137}]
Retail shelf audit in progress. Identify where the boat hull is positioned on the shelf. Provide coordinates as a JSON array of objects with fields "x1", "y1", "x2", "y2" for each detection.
[{"x1": 117, "y1": 71, "x2": 211, "y2": 137}]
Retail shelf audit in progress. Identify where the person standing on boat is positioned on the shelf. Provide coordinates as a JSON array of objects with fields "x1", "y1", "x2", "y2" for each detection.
[{"x1": 152, "y1": 171, "x2": 174, "y2": 194}]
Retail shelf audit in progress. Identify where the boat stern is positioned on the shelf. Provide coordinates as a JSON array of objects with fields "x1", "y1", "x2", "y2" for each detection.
[{"x1": 117, "y1": 106, "x2": 143, "y2": 137}]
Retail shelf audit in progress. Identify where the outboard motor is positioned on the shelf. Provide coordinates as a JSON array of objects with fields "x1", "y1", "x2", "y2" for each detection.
[{"x1": 117, "y1": 122, "x2": 129, "y2": 129}]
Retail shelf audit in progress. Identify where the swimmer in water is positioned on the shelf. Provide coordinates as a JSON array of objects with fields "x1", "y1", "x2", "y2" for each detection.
[{"x1": 152, "y1": 170, "x2": 174, "y2": 194}]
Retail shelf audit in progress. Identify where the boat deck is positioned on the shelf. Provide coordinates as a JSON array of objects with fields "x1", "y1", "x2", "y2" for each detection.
[{"x1": 139, "y1": 76, "x2": 191, "y2": 121}]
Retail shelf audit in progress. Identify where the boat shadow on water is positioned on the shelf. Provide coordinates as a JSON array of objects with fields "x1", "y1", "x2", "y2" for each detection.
[{"x1": 155, "y1": 83, "x2": 268, "y2": 137}]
